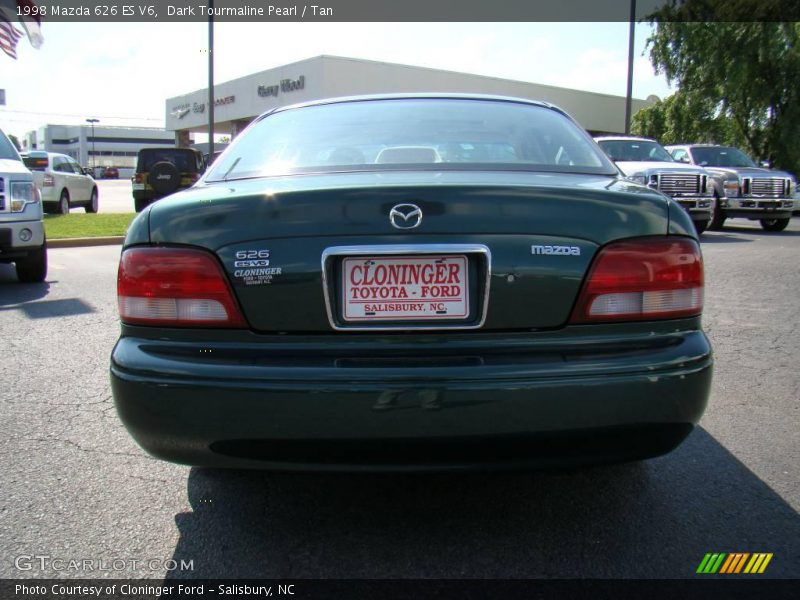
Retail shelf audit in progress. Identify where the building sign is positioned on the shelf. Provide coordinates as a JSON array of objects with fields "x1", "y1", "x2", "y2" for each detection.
[
  {"x1": 258, "y1": 76, "x2": 305, "y2": 98},
  {"x1": 170, "y1": 96, "x2": 235, "y2": 120}
]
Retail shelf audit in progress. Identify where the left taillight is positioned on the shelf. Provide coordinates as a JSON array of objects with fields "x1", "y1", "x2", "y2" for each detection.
[{"x1": 117, "y1": 247, "x2": 246, "y2": 328}]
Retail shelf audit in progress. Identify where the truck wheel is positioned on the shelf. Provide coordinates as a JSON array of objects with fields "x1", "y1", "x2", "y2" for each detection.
[
  {"x1": 760, "y1": 218, "x2": 790, "y2": 232},
  {"x1": 709, "y1": 200, "x2": 726, "y2": 231},
  {"x1": 16, "y1": 244, "x2": 48, "y2": 283},
  {"x1": 56, "y1": 190, "x2": 70, "y2": 215},
  {"x1": 694, "y1": 220, "x2": 709, "y2": 235}
]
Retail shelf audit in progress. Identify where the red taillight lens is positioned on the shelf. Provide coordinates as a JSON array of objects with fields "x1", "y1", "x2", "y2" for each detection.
[
  {"x1": 570, "y1": 237, "x2": 703, "y2": 323},
  {"x1": 117, "y1": 247, "x2": 246, "y2": 328},
  {"x1": 133, "y1": 173, "x2": 143, "y2": 184},
  {"x1": 43, "y1": 174, "x2": 54, "y2": 187}
]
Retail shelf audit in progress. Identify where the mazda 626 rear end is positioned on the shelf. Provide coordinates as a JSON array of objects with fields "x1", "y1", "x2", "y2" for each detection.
[{"x1": 111, "y1": 95, "x2": 712, "y2": 470}]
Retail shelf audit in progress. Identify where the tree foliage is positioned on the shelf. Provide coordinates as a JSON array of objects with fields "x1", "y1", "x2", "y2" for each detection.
[
  {"x1": 641, "y1": 11, "x2": 800, "y2": 173},
  {"x1": 8, "y1": 134, "x2": 21, "y2": 151}
]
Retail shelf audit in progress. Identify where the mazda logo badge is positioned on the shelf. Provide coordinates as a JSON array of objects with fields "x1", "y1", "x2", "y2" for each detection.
[{"x1": 389, "y1": 203, "x2": 423, "y2": 229}]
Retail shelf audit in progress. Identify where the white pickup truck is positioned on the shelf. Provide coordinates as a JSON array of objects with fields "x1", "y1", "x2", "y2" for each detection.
[{"x1": 0, "y1": 129, "x2": 47, "y2": 283}]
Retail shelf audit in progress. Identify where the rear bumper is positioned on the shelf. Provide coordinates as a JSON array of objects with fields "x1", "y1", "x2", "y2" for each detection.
[{"x1": 111, "y1": 327, "x2": 713, "y2": 471}]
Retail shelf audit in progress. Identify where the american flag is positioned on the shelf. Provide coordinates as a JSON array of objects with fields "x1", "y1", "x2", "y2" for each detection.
[
  {"x1": 0, "y1": 0, "x2": 42, "y2": 59},
  {"x1": 0, "y1": 16, "x2": 23, "y2": 59}
]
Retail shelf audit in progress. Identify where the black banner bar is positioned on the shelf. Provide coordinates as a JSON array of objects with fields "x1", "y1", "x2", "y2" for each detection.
[
  {"x1": 2, "y1": 579, "x2": 799, "y2": 600},
  {"x1": 8, "y1": 0, "x2": 800, "y2": 23}
]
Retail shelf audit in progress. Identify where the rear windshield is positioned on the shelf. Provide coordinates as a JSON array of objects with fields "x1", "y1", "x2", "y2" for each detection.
[
  {"x1": 691, "y1": 146, "x2": 756, "y2": 168},
  {"x1": 0, "y1": 132, "x2": 21, "y2": 161},
  {"x1": 598, "y1": 140, "x2": 674, "y2": 162},
  {"x1": 23, "y1": 155, "x2": 49, "y2": 170},
  {"x1": 137, "y1": 149, "x2": 201, "y2": 172},
  {"x1": 206, "y1": 98, "x2": 617, "y2": 181}
]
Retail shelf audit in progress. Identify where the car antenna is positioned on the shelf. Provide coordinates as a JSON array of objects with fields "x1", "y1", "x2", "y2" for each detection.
[{"x1": 222, "y1": 157, "x2": 240, "y2": 181}]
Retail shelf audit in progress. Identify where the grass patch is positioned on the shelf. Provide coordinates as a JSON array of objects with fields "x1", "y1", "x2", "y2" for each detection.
[{"x1": 44, "y1": 213, "x2": 136, "y2": 239}]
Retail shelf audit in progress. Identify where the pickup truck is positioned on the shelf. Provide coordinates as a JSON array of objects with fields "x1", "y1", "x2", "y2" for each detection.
[
  {"x1": 595, "y1": 136, "x2": 715, "y2": 234},
  {"x1": 0, "y1": 129, "x2": 47, "y2": 283},
  {"x1": 666, "y1": 144, "x2": 795, "y2": 231}
]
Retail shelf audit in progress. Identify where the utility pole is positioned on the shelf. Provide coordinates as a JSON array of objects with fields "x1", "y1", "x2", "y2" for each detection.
[
  {"x1": 86, "y1": 118, "x2": 99, "y2": 171},
  {"x1": 624, "y1": 0, "x2": 636, "y2": 134},
  {"x1": 208, "y1": 0, "x2": 214, "y2": 158}
]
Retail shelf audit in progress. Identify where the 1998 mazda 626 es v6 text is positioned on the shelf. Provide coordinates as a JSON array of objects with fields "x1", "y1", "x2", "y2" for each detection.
[{"x1": 110, "y1": 95, "x2": 713, "y2": 471}]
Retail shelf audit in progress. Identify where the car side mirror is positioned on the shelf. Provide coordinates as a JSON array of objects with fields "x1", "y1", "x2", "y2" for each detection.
[
  {"x1": 760, "y1": 160, "x2": 771, "y2": 168},
  {"x1": 678, "y1": 156, "x2": 690, "y2": 163},
  {"x1": 699, "y1": 161, "x2": 708, "y2": 167}
]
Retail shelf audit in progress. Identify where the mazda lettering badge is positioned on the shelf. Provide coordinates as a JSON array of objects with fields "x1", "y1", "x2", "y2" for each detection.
[{"x1": 389, "y1": 203, "x2": 423, "y2": 229}]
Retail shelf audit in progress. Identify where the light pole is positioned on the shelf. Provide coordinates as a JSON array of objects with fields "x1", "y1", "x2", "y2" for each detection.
[{"x1": 86, "y1": 118, "x2": 99, "y2": 172}]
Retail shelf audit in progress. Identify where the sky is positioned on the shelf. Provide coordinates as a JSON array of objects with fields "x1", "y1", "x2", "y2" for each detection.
[{"x1": 0, "y1": 21, "x2": 673, "y2": 140}]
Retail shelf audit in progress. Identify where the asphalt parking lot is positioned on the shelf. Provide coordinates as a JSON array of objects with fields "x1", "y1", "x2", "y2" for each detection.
[{"x1": 0, "y1": 221, "x2": 798, "y2": 579}]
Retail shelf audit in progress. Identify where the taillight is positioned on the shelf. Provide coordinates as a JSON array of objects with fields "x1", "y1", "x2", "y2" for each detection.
[
  {"x1": 117, "y1": 247, "x2": 246, "y2": 328},
  {"x1": 570, "y1": 237, "x2": 703, "y2": 323},
  {"x1": 43, "y1": 174, "x2": 54, "y2": 187},
  {"x1": 133, "y1": 173, "x2": 143, "y2": 184}
]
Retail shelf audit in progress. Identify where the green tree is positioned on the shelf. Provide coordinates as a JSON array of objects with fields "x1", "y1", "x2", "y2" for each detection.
[
  {"x1": 632, "y1": 90, "x2": 746, "y2": 148},
  {"x1": 644, "y1": 12, "x2": 800, "y2": 173},
  {"x1": 7, "y1": 134, "x2": 21, "y2": 151}
]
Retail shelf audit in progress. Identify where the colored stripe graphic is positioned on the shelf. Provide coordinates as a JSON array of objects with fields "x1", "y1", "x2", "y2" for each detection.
[
  {"x1": 744, "y1": 553, "x2": 773, "y2": 574},
  {"x1": 699, "y1": 552, "x2": 774, "y2": 574},
  {"x1": 720, "y1": 553, "x2": 749, "y2": 574},
  {"x1": 697, "y1": 553, "x2": 726, "y2": 574}
]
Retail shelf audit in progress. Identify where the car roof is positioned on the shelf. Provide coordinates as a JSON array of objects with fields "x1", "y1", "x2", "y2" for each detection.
[
  {"x1": 594, "y1": 135, "x2": 657, "y2": 143},
  {"x1": 138, "y1": 147, "x2": 200, "y2": 154},
  {"x1": 666, "y1": 144, "x2": 727, "y2": 149},
  {"x1": 259, "y1": 93, "x2": 565, "y2": 120}
]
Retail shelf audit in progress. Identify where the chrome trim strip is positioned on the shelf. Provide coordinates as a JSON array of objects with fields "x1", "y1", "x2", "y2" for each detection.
[{"x1": 321, "y1": 244, "x2": 492, "y2": 332}]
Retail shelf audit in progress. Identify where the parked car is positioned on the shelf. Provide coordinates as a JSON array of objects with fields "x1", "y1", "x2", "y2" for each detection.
[
  {"x1": 595, "y1": 136, "x2": 714, "y2": 234},
  {"x1": 666, "y1": 144, "x2": 795, "y2": 231},
  {"x1": 0, "y1": 129, "x2": 47, "y2": 282},
  {"x1": 21, "y1": 151, "x2": 99, "y2": 214},
  {"x1": 111, "y1": 94, "x2": 712, "y2": 470},
  {"x1": 131, "y1": 147, "x2": 204, "y2": 212},
  {"x1": 103, "y1": 166, "x2": 120, "y2": 179}
]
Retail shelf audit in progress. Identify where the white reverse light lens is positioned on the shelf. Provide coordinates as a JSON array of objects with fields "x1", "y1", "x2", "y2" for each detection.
[{"x1": 119, "y1": 296, "x2": 229, "y2": 322}]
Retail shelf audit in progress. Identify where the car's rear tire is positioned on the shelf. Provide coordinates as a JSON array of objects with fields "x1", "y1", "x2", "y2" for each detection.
[
  {"x1": 694, "y1": 220, "x2": 709, "y2": 235},
  {"x1": 56, "y1": 190, "x2": 70, "y2": 215},
  {"x1": 85, "y1": 188, "x2": 99, "y2": 213},
  {"x1": 760, "y1": 217, "x2": 790, "y2": 232},
  {"x1": 708, "y1": 199, "x2": 726, "y2": 231},
  {"x1": 134, "y1": 197, "x2": 151, "y2": 213},
  {"x1": 15, "y1": 243, "x2": 48, "y2": 283}
]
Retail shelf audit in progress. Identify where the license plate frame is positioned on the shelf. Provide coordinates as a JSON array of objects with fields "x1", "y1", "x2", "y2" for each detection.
[{"x1": 341, "y1": 254, "x2": 470, "y2": 322}]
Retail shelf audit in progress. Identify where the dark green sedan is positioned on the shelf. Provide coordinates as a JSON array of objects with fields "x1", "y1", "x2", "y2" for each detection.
[{"x1": 111, "y1": 95, "x2": 712, "y2": 470}]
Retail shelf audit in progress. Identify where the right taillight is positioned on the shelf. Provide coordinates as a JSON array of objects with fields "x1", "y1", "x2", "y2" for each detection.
[
  {"x1": 118, "y1": 247, "x2": 246, "y2": 328},
  {"x1": 570, "y1": 237, "x2": 703, "y2": 323}
]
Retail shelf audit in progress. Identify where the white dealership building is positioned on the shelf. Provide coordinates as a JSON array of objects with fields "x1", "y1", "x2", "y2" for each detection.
[
  {"x1": 23, "y1": 124, "x2": 174, "y2": 178},
  {"x1": 166, "y1": 55, "x2": 656, "y2": 145}
]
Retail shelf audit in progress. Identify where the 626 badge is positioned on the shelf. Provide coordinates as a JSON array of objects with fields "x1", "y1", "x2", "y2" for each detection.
[
  {"x1": 232, "y1": 249, "x2": 282, "y2": 286},
  {"x1": 235, "y1": 249, "x2": 270, "y2": 268}
]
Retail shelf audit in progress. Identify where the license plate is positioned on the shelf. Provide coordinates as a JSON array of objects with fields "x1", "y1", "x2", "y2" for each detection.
[
  {"x1": 342, "y1": 255, "x2": 469, "y2": 321},
  {"x1": 132, "y1": 183, "x2": 144, "y2": 190}
]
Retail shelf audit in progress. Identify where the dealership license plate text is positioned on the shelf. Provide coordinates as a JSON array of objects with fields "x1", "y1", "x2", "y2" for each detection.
[{"x1": 342, "y1": 255, "x2": 469, "y2": 321}]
